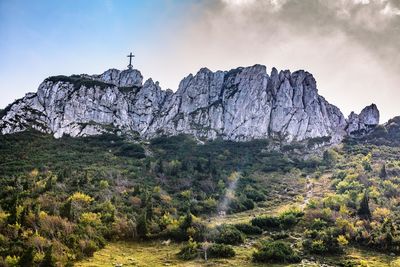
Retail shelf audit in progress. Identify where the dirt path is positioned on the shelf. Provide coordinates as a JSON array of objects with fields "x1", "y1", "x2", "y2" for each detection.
[{"x1": 300, "y1": 176, "x2": 313, "y2": 210}]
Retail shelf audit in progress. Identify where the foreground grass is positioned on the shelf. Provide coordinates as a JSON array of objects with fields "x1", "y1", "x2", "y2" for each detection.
[
  {"x1": 75, "y1": 241, "x2": 293, "y2": 267},
  {"x1": 76, "y1": 241, "x2": 400, "y2": 267}
]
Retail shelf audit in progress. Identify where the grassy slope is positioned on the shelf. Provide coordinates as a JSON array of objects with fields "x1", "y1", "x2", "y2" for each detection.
[
  {"x1": 2, "y1": 129, "x2": 400, "y2": 266},
  {"x1": 77, "y1": 174, "x2": 400, "y2": 267}
]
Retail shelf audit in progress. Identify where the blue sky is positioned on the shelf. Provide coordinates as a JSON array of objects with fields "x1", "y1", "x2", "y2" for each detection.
[
  {"x1": 0, "y1": 0, "x2": 197, "y2": 108},
  {"x1": 1, "y1": 0, "x2": 399, "y2": 122}
]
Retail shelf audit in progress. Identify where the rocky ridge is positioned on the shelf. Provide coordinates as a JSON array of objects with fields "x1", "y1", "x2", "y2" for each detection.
[{"x1": 0, "y1": 65, "x2": 379, "y2": 142}]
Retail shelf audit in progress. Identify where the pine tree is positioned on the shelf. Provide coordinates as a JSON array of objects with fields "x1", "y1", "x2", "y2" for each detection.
[
  {"x1": 7, "y1": 196, "x2": 19, "y2": 225},
  {"x1": 380, "y1": 164, "x2": 387, "y2": 179},
  {"x1": 180, "y1": 209, "x2": 193, "y2": 231},
  {"x1": 40, "y1": 245, "x2": 56, "y2": 267},
  {"x1": 60, "y1": 200, "x2": 73, "y2": 221},
  {"x1": 358, "y1": 190, "x2": 371, "y2": 220},
  {"x1": 19, "y1": 246, "x2": 35, "y2": 267},
  {"x1": 146, "y1": 200, "x2": 154, "y2": 221},
  {"x1": 136, "y1": 211, "x2": 148, "y2": 239},
  {"x1": 157, "y1": 159, "x2": 164, "y2": 173},
  {"x1": 45, "y1": 176, "x2": 54, "y2": 191}
]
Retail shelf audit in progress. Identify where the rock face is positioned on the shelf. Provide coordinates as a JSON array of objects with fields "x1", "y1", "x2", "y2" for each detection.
[
  {"x1": 0, "y1": 64, "x2": 368, "y2": 143},
  {"x1": 346, "y1": 104, "x2": 380, "y2": 135}
]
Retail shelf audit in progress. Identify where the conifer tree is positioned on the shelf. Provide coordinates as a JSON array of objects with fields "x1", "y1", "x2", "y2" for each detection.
[
  {"x1": 40, "y1": 245, "x2": 56, "y2": 267},
  {"x1": 19, "y1": 246, "x2": 35, "y2": 267},
  {"x1": 358, "y1": 190, "x2": 371, "y2": 220},
  {"x1": 380, "y1": 164, "x2": 387, "y2": 179},
  {"x1": 136, "y1": 211, "x2": 148, "y2": 239}
]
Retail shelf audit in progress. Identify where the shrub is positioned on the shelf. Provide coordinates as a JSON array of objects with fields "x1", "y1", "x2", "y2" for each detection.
[
  {"x1": 69, "y1": 192, "x2": 93, "y2": 203},
  {"x1": 214, "y1": 225, "x2": 244, "y2": 245},
  {"x1": 323, "y1": 149, "x2": 339, "y2": 167},
  {"x1": 279, "y1": 213, "x2": 299, "y2": 229},
  {"x1": 5, "y1": 255, "x2": 19, "y2": 267},
  {"x1": 44, "y1": 75, "x2": 113, "y2": 90},
  {"x1": 207, "y1": 243, "x2": 235, "y2": 258},
  {"x1": 251, "y1": 216, "x2": 280, "y2": 230},
  {"x1": 244, "y1": 188, "x2": 266, "y2": 202},
  {"x1": 115, "y1": 144, "x2": 145, "y2": 158},
  {"x1": 337, "y1": 235, "x2": 349, "y2": 247},
  {"x1": 80, "y1": 240, "x2": 98, "y2": 257},
  {"x1": 310, "y1": 218, "x2": 328, "y2": 230},
  {"x1": 309, "y1": 239, "x2": 326, "y2": 254},
  {"x1": 302, "y1": 227, "x2": 342, "y2": 254},
  {"x1": 252, "y1": 241, "x2": 300, "y2": 263},
  {"x1": 251, "y1": 209, "x2": 303, "y2": 230},
  {"x1": 177, "y1": 238, "x2": 199, "y2": 260},
  {"x1": 234, "y1": 223, "x2": 262, "y2": 235},
  {"x1": 270, "y1": 231, "x2": 289, "y2": 240},
  {"x1": 228, "y1": 196, "x2": 255, "y2": 213}
]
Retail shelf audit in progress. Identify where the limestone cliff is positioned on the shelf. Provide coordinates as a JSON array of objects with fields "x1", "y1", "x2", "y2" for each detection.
[
  {"x1": 0, "y1": 65, "x2": 377, "y2": 142},
  {"x1": 346, "y1": 104, "x2": 380, "y2": 135}
]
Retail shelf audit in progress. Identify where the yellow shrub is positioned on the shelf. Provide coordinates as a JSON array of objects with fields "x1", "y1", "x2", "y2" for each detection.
[
  {"x1": 80, "y1": 212, "x2": 101, "y2": 225},
  {"x1": 0, "y1": 211, "x2": 8, "y2": 224},
  {"x1": 69, "y1": 192, "x2": 93, "y2": 203},
  {"x1": 372, "y1": 207, "x2": 390, "y2": 221},
  {"x1": 5, "y1": 255, "x2": 19, "y2": 266},
  {"x1": 337, "y1": 235, "x2": 349, "y2": 247}
]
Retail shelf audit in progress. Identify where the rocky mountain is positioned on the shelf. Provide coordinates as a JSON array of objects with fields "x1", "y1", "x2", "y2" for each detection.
[
  {"x1": 0, "y1": 65, "x2": 379, "y2": 143},
  {"x1": 346, "y1": 104, "x2": 380, "y2": 136}
]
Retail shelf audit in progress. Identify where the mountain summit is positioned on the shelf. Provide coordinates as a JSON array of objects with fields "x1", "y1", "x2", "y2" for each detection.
[{"x1": 0, "y1": 65, "x2": 379, "y2": 142}]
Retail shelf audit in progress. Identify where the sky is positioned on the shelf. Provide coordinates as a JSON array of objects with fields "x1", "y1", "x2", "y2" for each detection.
[{"x1": 0, "y1": 0, "x2": 399, "y2": 122}]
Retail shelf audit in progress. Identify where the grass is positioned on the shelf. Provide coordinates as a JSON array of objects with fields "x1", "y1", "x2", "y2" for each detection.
[
  {"x1": 75, "y1": 241, "x2": 289, "y2": 267},
  {"x1": 76, "y1": 171, "x2": 400, "y2": 267},
  {"x1": 76, "y1": 241, "x2": 400, "y2": 267}
]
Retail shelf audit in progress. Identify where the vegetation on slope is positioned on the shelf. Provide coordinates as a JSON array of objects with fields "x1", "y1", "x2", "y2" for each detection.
[
  {"x1": 1, "y1": 128, "x2": 400, "y2": 266},
  {"x1": 0, "y1": 130, "x2": 317, "y2": 266},
  {"x1": 44, "y1": 75, "x2": 114, "y2": 90}
]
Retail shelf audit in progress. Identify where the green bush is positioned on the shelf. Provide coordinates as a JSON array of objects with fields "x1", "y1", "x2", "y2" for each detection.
[
  {"x1": 228, "y1": 196, "x2": 255, "y2": 213},
  {"x1": 252, "y1": 240, "x2": 300, "y2": 263},
  {"x1": 214, "y1": 225, "x2": 244, "y2": 245},
  {"x1": 251, "y1": 216, "x2": 280, "y2": 230},
  {"x1": 251, "y1": 210, "x2": 303, "y2": 231},
  {"x1": 270, "y1": 231, "x2": 289, "y2": 240},
  {"x1": 310, "y1": 218, "x2": 328, "y2": 230},
  {"x1": 302, "y1": 227, "x2": 342, "y2": 254},
  {"x1": 234, "y1": 223, "x2": 262, "y2": 235},
  {"x1": 207, "y1": 243, "x2": 235, "y2": 258},
  {"x1": 278, "y1": 210, "x2": 303, "y2": 229},
  {"x1": 177, "y1": 238, "x2": 199, "y2": 260},
  {"x1": 244, "y1": 189, "x2": 266, "y2": 202},
  {"x1": 115, "y1": 143, "x2": 145, "y2": 158}
]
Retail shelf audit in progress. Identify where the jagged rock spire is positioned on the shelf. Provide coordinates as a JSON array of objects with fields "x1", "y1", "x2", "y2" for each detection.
[{"x1": 347, "y1": 104, "x2": 380, "y2": 135}]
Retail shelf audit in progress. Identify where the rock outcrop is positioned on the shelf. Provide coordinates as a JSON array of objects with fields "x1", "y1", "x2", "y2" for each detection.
[
  {"x1": 346, "y1": 104, "x2": 380, "y2": 135},
  {"x1": 0, "y1": 64, "x2": 369, "y2": 143}
]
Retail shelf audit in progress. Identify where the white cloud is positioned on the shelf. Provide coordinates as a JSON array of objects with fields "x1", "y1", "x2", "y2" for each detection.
[
  {"x1": 381, "y1": 3, "x2": 400, "y2": 16},
  {"x1": 156, "y1": 0, "x2": 400, "y2": 122}
]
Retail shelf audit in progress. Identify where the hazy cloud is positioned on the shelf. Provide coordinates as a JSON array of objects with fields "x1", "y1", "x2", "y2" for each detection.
[{"x1": 153, "y1": 0, "x2": 400, "y2": 122}]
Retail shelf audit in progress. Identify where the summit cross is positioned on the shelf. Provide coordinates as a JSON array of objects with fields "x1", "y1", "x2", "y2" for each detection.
[{"x1": 127, "y1": 52, "x2": 135, "y2": 69}]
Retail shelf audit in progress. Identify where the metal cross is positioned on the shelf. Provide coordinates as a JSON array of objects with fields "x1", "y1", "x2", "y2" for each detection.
[{"x1": 127, "y1": 52, "x2": 135, "y2": 69}]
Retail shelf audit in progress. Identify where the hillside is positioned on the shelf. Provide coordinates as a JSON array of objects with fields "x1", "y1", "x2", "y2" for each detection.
[
  {"x1": 0, "y1": 65, "x2": 398, "y2": 267},
  {"x1": 1, "y1": 129, "x2": 400, "y2": 266}
]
